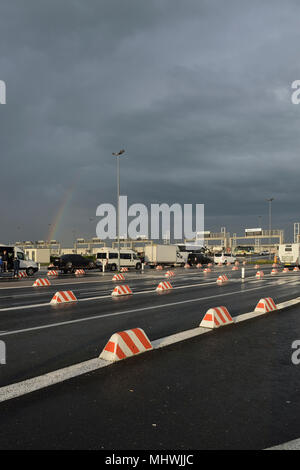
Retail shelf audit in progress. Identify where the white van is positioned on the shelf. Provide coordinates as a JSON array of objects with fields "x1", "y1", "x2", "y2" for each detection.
[
  {"x1": 0, "y1": 244, "x2": 39, "y2": 276},
  {"x1": 278, "y1": 243, "x2": 300, "y2": 267},
  {"x1": 214, "y1": 252, "x2": 236, "y2": 265},
  {"x1": 95, "y1": 248, "x2": 142, "y2": 271}
]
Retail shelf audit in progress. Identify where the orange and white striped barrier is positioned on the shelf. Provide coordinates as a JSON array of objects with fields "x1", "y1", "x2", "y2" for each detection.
[
  {"x1": 232, "y1": 266, "x2": 239, "y2": 271},
  {"x1": 271, "y1": 269, "x2": 278, "y2": 275},
  {"x1": 111, "y1": 285, "x2": 133, "y2": 296},
  {"x1": 47, "y1": 270, "x2": 58, "y2": 276},
  {"x1": 50, "y1": 291, "x2": 77, "y2": 304},
  {"x1": 156, "y1": 265, "x2": 163, "y2": 270},
  {"x1": 254, "y1": 264, "x2": 259, "y2": 269},
  {"x1": 200, "y1": 306, "x2": 233, "y2": 329},
  {"x1": 235, "y1": 261, "x2": 239, "y2": 266},
  {"x1": 165, "y1": 271, "x2": 175, "y2": 278},
  {"x1": 75, "y1": 269, "x2": 85, "y2": 275},
  {"x1": 196, "y1": 263, "x2": 202, "y2": 268},
  {"x1": 203, "y1": 268, "x2": 211, "y2": 273},
  {"x1": 18, "y1": 271, "x2": 27, "y2": 278},
  {"x1": 293, "y1": 266, "x2": 300, "y2": 272},
  {"x1": 272, "y1": 263, "x2": 277, "y2": 268},
  {"x1": 282, "y1": 268, "x2": 290, "y2": 273},
  {"x1": 216, "y1": 275, "x2": 228, "y2": 284},
  {"x1": 33, "y1": 278, "x2": 51, "y2": 287},
  {"x1": 184, "y1": 263, "x2": 190, "y2": 269},
  {"x1": 218, "y1": 262, "x2": 223, "y2": 266},
  {"x1": 156, "y1": 281, "x2": 173, "y2": 292},
  {"x1": 208, "y1": 263, "x2": 212, "y2": 267},
  {"x1": 112, "y1": 273, "x2": 125, "y2": 281},
  {"x1": 243, "y1": 261, "x2": 247, "y2": 265},
  {"x1": 255, "y1": 297, "x2": 277, "y2": 313},
  {"x1": 256, "y1": 271, "x2": 264, "y2": 278},
  {"x1": 120, "y1": 267, "x2": 129, "y2": 272},
  {"x1": 100, "y1": 328, "x2": 153, "y2": 362}
]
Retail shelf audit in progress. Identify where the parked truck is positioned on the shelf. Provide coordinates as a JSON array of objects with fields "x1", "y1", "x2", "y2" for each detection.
[
  {"x1": 278, "y1": 243, "x2": 300, "y2": 268},
  {"x1": 144, "y1": 244, "x2": 187, "y2": 268}
]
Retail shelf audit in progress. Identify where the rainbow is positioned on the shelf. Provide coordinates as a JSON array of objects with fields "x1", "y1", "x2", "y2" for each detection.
[{"x1": 47, "y1": 183, "x2": 76, "y2": 241}]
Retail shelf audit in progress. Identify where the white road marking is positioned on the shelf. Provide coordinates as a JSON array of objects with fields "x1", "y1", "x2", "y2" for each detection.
[
  {"x1": 0, "y1": 295, "x2": 299, "y2": 403},
  {"x1": 0, "y1": 283, "x2": 287, "y2": 337}
]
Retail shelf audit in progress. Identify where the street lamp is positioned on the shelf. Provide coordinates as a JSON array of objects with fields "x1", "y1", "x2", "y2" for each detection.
[
  {"x1": 112, "y1": 149, "x2": 125, "y2": 271},
  {"x1": 266, "y1": 198, "x2": 274, "y2": 258}
]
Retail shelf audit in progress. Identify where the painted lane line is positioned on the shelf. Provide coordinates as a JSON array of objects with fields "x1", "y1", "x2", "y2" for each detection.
[
  {"x1": 0, "y1": 283, "x2": 289, "y2": 338},
  {"x1": 1, "y1": 294, "x2": 300, "y2": 403}
]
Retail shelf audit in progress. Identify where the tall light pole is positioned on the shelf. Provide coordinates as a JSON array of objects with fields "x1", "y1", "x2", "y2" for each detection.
[
  {"x1": 112, "y1": 149, "x2": 125, "y2": 271},
  {"x1": 266, "y1": 198, "x2": 274, "y2": 257}
]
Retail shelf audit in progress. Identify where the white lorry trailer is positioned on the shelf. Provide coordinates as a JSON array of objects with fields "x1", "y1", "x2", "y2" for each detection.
[
  {"x1": 278, "y1": 243, "x2": 300, "y2": 267},
  {"x1": 144, "y1": 244, "x2": 187, "y2": 268}
]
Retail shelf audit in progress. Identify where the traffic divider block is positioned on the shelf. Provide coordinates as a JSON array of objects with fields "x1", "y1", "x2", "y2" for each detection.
[
  {"x1": 120, "y1": 267, "x2": 129, "y2": 272},
  {"x1": 18, "y1": 271, "x2": 27, "y2": 278},
  {"x1": 271, "y1": 269, "x2": 278, "y2": 275},
  {"x1": 283, "y1": 268, "x2": 290, "y2": 273},
  {"x1": 156, "y1": 265, "x2": 163, "y2": 270},
  {"x1": 217, "y1": 275, "x2": 228, "y2": 284},
  {"x1": 184, "y1": 264, "x2": 190, "y2": 269},
  {"x1": 75, "y1": 269, "x2": 85, "y2": 275},
  {"x1": 200, "y1": 306, "x2": 234, "y2": 329},
  {"x1": 203, "y1": 268, "x2": 212, "y2": 273},
  {"x1": 111, "y1": 285, "x2": 133, "y2": 296},
  {"x1": 47, "y1": 270, "x2": 58, "y2": 276},
  {"x1": 254, "y1": 264, "x2": 260, "y2": 269},
  {"x1": 256, "y1": 271, "x2": 264, "y2": 278},
  {"x1": 165, "y1": 271, "x2": 175, "y2": 278},
  {"x1": 218, "y1": 262, "x2": 223, "y2": 266},
  {"x1": 255, "y1": 297, "x2": 277, "y2": 313},
  {"x1": 196, "y1": 263, "x2": 202, "y2": 268},
  {"x1": 112, "y1": 273, "x2": 126, "y2": 281},
  {"x1": 100, "y1": 328, "x2": 153, "y2": 362},
  {"x1": 272, "y1": 263, "x2": 278, "y2": 268},
  {"x1": 156, "y1": 281, "x2": 173, "y2": 292},
  {"x1": 293, "y1": 267, "x2": 300, "y2": 272},
  {"x1": 50, "y1": 291, "x2": 77, "y2": 304},
  {"x1": 208, "y1": 263, "x2": 212, "y2": 267},
  {"x1": 232, "y1": 266, "x2": 239, "y2": 271},
  {"x1": 33, "y1": 278, "x2": 51, "y2": 287}
]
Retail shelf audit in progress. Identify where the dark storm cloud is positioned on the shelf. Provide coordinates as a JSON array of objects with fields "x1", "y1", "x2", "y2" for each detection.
[{"x1": 0, "y1": 0, "x2": 300, "y2": 243}]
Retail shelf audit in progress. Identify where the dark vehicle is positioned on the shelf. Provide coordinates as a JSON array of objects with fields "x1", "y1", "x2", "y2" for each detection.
[
  {"x1": 187, "y1": 252, "x2": 212, "y2": 266},
  {"x1": 49, "y1": 254, "x2": 96, "y2": 274}
]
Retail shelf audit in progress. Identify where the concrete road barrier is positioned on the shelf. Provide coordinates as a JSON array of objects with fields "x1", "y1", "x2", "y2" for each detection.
[
  {"x1": 33, "y1": 278, "x2": 51, "y2": 287},
  {"x1": 112, "y1": 274, "x2": 125, "y2": 281},
  {"x1": 50, "y1": 291, "x2": 77, "y2": 304},
  {"x1": 255, "y1": 297, "x2": 277, "y2": 313},
  {"x1": 111, "y1": 285, "x2": 133, "y2": 296},
  {"x1": 47, "y1": 271, "x2": 58, "y2": 276},
  {"x1": 199, "y1": 306, "x2": 234, "y2": 329},
  {"x1": 156, "y1": 281, "x2": 173, "y2": 292},
  {"x1": 216, "y1": 275, "x2": 229, "y2": 284},
  {"x1": 75, "y1": 269, "x2": 85, "y2": 275},
  {"x1": 256, "y1": 271, "x2": 264, "y2": 278},
  {"x1": 99, "y1": 328, "x2": 153, "y2": 362}
]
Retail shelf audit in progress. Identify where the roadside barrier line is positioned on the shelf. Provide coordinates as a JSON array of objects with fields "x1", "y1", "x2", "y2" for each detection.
[{"x1": 1, "y1": 293, "x2": 300, "y2": 403}]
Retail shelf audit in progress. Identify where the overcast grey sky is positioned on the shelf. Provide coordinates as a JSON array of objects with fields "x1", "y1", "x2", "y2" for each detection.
[{"x1": 0, "y1": 0, "x2": 300, "y2": 244}]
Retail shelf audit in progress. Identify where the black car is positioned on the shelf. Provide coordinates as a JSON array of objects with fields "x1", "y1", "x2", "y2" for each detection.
[
  {"x1": 187, "y1": 252, "x2": 212, "y2": 266},
  {"x1": 49, "y1": 254, "x2": 96, "y2": 274}
]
